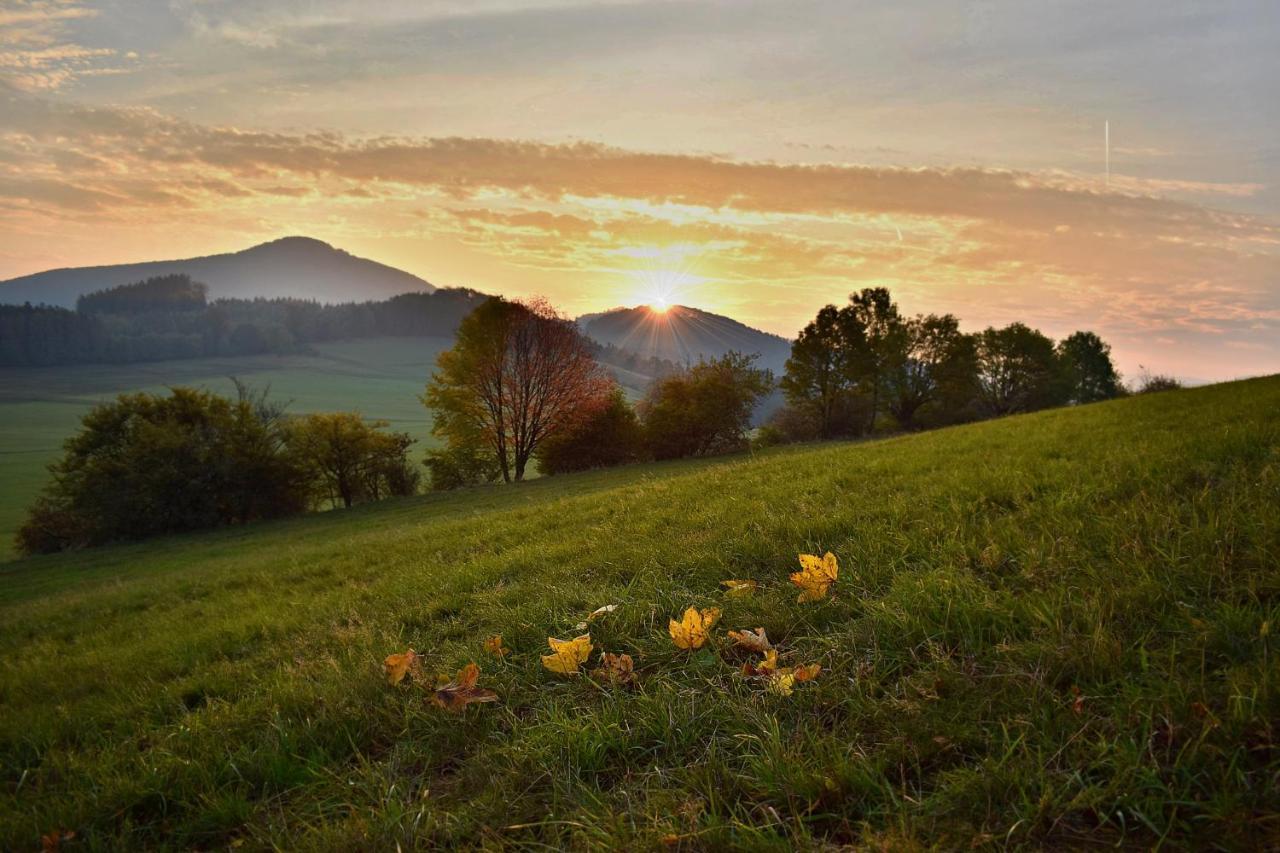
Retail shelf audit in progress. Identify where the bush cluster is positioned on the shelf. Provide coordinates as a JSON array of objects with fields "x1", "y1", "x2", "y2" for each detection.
[{"x1": 17, "y1": 385, "x2": 418, "y2": 555}]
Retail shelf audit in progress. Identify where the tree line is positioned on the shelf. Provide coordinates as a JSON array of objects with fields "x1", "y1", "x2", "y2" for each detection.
[
  {"x1": 768, "y1": 286, "x2": 1124, "y2": 442},
  {"x1": 423, "y1": 288, "x2": 1157, "y2": 490},
  {"x1": 0, "y1": 274, "x2": 488, "y2": 366},
  {"x1": 18, "y1": 286, "x2": 1176, "y2": 554}
]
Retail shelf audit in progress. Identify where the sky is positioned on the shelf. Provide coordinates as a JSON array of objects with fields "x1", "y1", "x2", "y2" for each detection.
[{"x1": 1, "y1": 0, "x2": 1277, "y2": 381}]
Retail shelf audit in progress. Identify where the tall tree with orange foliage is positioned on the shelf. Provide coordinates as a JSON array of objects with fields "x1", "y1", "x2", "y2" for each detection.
[{"x1": 425, "y1": 296, "x2": 611, "y2": 482}]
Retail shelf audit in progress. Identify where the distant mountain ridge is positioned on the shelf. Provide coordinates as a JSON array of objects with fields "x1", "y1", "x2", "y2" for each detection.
[
  {"x1": 0, "y1": 237, "x2": 434, "y2": 308},
  {"x1": 579, "y1": 304, "x2": 792, "y2": 374}
]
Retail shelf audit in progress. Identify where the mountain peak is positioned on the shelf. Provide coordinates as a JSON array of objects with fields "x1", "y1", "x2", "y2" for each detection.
[
  {"x1": 248, "y1": 236, "x2": 338, "y2": 253},
  {"x1": 0, "y1": 238, "x2": 433, "y2": 307},
  {"x1": 581, "y1": 303, "x2": 791, "y2": 373}
]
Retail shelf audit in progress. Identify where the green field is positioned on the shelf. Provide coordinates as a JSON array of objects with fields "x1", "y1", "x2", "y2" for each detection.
[
  {"x1": 0, "y1": 338, "x2": 453, "y2": 561},
  {"x1": 1, "y1": 377, "x2": 1277, "y2": 849}
]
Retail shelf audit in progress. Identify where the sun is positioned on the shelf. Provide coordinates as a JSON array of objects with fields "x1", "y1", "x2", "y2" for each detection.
[{"x1": 616, "y1": 243, "x2": 711, "y2": 314}]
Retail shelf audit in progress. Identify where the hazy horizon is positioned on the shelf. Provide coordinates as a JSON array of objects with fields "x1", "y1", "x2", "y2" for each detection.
[{"x1": 2, "y1": 0, "x2": 1277, "y2": 381}]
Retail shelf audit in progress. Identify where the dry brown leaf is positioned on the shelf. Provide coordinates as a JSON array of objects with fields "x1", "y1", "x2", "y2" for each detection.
[
  {"x1": 42, "y1": 830, "x2": 76, "y2": 853},
  {"x1": 726, "y1": 627, "x2": 773, "y2": 653},
  {"x1": 484, "y1": 635, "x2": 510, "y2": 657},
  {"x1": 591, "y1": 652, "x2": 635, "y2": 685},
  {"x1": 431, "y1": 662, "x2": 498, "y2": 711}
]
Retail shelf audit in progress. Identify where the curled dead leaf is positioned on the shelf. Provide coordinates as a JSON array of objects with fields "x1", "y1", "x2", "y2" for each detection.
[
  {"x1": 720, "y1": 579, "x2": 758, "y2": 597},
  {"x1": 726, "y1": 627, "x2": 773, "y2": 654},
  {"x1": 741, "y1": 649, "x2": 781, "y2": 677},
  {"x1": 431, "y1": 662, "x2": 498, "y2": 711},
  {"x1": 484, "y1": 634, "x2": 510, "y2": 657}
]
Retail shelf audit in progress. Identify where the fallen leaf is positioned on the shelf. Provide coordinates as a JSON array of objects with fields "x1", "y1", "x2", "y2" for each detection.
[
  {"x1": 576, "y1": 604, "x2": 620, "y2": 630},
  {"x1": 790, "y1": 552, "x2": 839, "y2": 602},
  {"x1": 726, "y1": 627, "x2": 773, "y2": 653},
  {"x1": 484, "y1": 635, "x2": 510, "y2": 657},
  {"x1": 431, "y1": 662, "x2": 498, "y2": 711},
  {"x1": 1071, "y1": 685, "x2": 1085, "y2": 715},
  {"x1": 669, "y1": 607, "x2": 721, "y2": 650},
  {"x1": 793, "y1": 663, "x2": 822, "y2": 682},
  {"x1": 741, "y1": 649, "x2": 781, "y2": 677},
  {"x1": 591, "y1": 652, "x2": 635, "y2": 685},
  {"x1": 721, "y1": 579, "x2": 758, "y2": 597},
  {"x1": 42, "y1": 830, "x2": 75, "y2": 853},
  {"x1": 767, "y1": 671, "x2": 797, "y2": 696},
  {"x1": 542, "y1": 634, "x2": 594, "y2": 674},
  {"x1": 384, "y1": 649, "x2": 421, "y2": 685},
  {"x1": 742, "y1": 652, "x2": 821, "y2": 694}
]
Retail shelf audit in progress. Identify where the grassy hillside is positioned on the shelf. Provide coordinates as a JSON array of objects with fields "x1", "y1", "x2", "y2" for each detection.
[
  {"x1": 0, "y1": 337, "x2": 452, "y2": 560},
  {"x1": 1, "y1": 378, "x2": 1277, "y2": 849}
]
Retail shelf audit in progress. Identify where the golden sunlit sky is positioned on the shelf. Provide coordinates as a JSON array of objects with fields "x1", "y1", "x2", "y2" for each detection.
[{"x1": 1, "y1": 0, "x2": 1278, "y2": 381}]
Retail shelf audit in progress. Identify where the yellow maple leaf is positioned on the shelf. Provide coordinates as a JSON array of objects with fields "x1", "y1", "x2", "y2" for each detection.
[
  {"x1": 669, "y1": 607, "x2": 721, "y2": 650},
  {"x1": 790, "y1": 552, "x2": 839, "y2": 602},
  {"x1": 541, "y1": 633, "x2": 593, "y2": 674},
  {"x1": 484, "y1": 635, "x2": 510, "y2": 657},
  {"x1": 768, "y1": 671, "x2": 797, "y2": 696},
  {"x1": 431, "y1": 662, "x2": 499, "y2": 711},
  {"x1": 720, "y1": 579, "x2": 758, "y2": 597},
  {"x1": 383, "y1": 649, "x2": 420, "y2": 685},
  {"x1": 726, "y1": 627, "x2": 773, "y2": 653},
  {"x1": 591, "y1": 652, "x2": 635, "y2": 685}
]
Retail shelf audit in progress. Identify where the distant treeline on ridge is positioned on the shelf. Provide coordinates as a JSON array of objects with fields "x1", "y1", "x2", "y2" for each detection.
[{"x1": 0, "y1": 274, "x2": 488, "y2": 366}]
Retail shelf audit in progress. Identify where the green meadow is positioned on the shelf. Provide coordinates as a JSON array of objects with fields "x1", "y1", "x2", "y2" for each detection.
[
  {"x1": 0, "y1": 337, "x2": 452, "y2": 560},
  {"x1": 1, "y1": 376, "x2": 1277, "y2": 849}
]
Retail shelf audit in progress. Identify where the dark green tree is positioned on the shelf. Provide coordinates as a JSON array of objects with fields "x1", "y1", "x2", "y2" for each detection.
[
  {"x1": 844, "y1": 287, "x2": 904, "y2": 433},
  {"x1": 882, "y1": 313, "x2": 976, "y2": 430},
  {"x1": 640, "y1": 352, "x2": 773, "y2": 460},
  {"x1": 1057, "y1": 331, "x2": 1121, "y2": 403},
  {"x1": 974, "y1": 323, "x2": 1066, "y2": 416},
  {"x1": 780, "y1": 304, "x2": 866, "y2": 438},
  {"x1": 286, "y1": 412, "x2": 418, "y2": 508}
]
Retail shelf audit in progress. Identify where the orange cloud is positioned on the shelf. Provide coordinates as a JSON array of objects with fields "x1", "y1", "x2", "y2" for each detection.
[{"x1": 0, "y1": 92, "x2": 1277, "y2": 381}]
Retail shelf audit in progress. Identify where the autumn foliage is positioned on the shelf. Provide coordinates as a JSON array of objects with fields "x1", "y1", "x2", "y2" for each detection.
[{"x1": 383, "y1": 552, "x2": 832, "y2": 715}]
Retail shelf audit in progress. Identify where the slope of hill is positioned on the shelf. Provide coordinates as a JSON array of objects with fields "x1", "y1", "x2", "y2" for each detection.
[
  {"x1": 1, "y1": 378, "x2": 1277, "y2": 848},
  {"x1": 0, "y1": 335, "x2": 675, "y2": 559},
  {"x1": 0, "y1": 237, "x2": 434, "y2": 307},
  {"x1": 581, "y1": 304, "x2": 793, "y2": 374}
]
